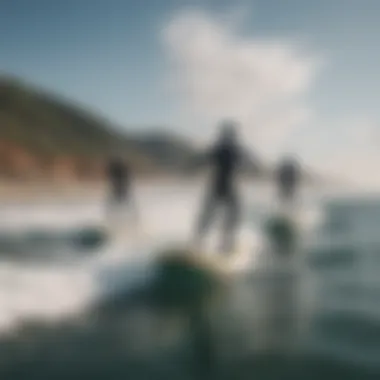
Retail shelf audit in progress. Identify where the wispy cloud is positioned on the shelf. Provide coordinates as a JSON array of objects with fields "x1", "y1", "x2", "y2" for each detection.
[{"x1": 162, "y1": 8, "x2": 322, "y2": 159}]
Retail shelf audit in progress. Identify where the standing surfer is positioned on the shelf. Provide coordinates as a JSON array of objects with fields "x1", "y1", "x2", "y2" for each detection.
[
  {"x1": 192, "y1": 120, "x2": 261, "y2": 254},
  {"x1": 106, "y1": 155, "x2": 138, "y2": 229},
  {"x1": 275, "y1": 155, "x2": 300, "y2": 208}
]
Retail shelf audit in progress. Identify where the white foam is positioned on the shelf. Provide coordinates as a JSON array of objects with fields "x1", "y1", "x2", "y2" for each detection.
[{"x1": 0, "y1": 182, "x2": 310, "y2": 334}]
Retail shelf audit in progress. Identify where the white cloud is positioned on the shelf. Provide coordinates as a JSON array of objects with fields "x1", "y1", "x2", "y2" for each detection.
[
  {"x1": 162, "y1": 8, "x2": 322, "y2": 159},
  {"x1": 161, "y1": 8, "x2": 380, "y2": 187}
]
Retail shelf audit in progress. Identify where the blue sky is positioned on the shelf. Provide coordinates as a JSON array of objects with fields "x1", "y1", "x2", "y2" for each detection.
[{"x1": 1, "y1": 0, "x2": 380, "y2": 183}]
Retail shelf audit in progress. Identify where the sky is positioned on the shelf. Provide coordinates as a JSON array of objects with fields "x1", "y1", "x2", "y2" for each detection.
[{"x1": 1, "y1": 0, "x2": 380, "y2": 185}]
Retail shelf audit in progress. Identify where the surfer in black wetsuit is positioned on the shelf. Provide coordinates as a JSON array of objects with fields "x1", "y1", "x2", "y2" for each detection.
[
  {"x1": 107, "y1": 156, "x2": 130, "y2": 203},
  {"x1": 276, "y1": 155, "x2": 300, "y2": 205},
  {"x1": 106, "y1": 156, "x2": 137, "y2": 226},
  {"x1": 193, "y1": 120, "x2": 260, "y2": 254}
]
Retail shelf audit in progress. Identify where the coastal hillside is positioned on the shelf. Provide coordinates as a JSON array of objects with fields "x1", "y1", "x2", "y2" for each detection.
[
  {"x1": 0, "y1": 75, "x2": 331, "y2": 185},
  {"x1": 0, "y1": 75, "x2": 197, "y2": 180}
]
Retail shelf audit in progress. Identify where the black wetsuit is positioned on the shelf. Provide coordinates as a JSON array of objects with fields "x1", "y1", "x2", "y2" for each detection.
[
  {"x1": 196, "y1": 142, "x2": 242, "y2": 252},
  {"x1": 277, "y1": 161, "x2": 299, "y2": 202},
  {"x1": 107, "y1": 159, "x2": 130, "y2": 203}
]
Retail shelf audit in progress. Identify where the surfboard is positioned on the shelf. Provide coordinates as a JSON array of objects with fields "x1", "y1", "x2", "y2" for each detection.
[{"x1": 185, "y1": 241, "x2": 250, "y2": 276}]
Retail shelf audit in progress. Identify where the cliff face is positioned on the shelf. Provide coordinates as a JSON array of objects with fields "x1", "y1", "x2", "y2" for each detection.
[{"x1": 0, "y1": 76, "x2": 196, "y2": 181}]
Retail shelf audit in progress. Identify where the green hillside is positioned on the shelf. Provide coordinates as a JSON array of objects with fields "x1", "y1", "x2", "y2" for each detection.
[{"x1": 0, "y1": 75, "x2": 197, "y2": 179}]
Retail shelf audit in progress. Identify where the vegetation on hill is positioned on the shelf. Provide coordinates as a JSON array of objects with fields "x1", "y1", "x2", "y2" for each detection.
[{"x1": 0, "y1": 75, "x2": 197, "y2": 180}]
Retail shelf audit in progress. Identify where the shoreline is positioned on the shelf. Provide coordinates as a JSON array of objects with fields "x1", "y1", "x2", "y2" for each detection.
[
  {"x1": 0, "y1": 177, "x2": 250, "y2": 201},
  {"x1": 0, "y1": 178, "x2": 206, "y2": 202},
  {"x1": 0, "y1": 181, "x2": 104, "y2": 201},
  {"x1": 0, "y1": 177, "x2": 344, "y2": 203}
]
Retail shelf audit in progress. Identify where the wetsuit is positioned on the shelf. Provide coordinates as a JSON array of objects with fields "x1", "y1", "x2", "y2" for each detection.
[
  {"x1": 277, "y1": 160, "x2": 299, "y2": 203},
  {"x1": 107, "y1": 159, "x2": 130, "y2": 204},
  {"x1": 195, "y1": 142, "x2": 243, "y2": 253}
]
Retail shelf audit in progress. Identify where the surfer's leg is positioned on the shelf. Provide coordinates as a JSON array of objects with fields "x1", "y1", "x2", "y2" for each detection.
[
  {"x1": 124, "y1": 192, "x2": 142, "y2": 237},
  {"x1": 106, "y1": 185, "x2": 127, "y2": 227},
  {"x1": 106, "y1": 186, "x2": 117, "y2": 217},
  {"x1": 194, "y1": 193, "x2": 218, "y2": 247},
  {"x1": 221, "y1": 192, "x2": 240, "y2": 253},
  {"x1": 279, "y1": 185, "x2": 297, "y2": 216}
]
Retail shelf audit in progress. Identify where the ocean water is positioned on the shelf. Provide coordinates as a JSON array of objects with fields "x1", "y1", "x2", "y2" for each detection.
[{"x1": 0, "y1": 182, "x2": 379, "y2": 379}]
